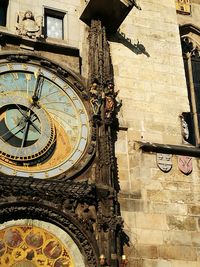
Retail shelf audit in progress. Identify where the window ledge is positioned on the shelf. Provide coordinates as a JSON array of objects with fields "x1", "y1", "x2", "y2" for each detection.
[{"x1": 0, "y1": 31, "x2": 79, "y2": 57}]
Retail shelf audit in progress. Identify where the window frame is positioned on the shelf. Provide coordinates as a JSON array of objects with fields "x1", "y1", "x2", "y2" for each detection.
[
  {"x1": 0, "y1": 0, "x2": 9, "y2": 27},
  {"x1": 181, "y1": 33, "x2": 200, "y2": 146},
  {"x1": 44, "y1": 7, "x2": 66, "y2": 40}
]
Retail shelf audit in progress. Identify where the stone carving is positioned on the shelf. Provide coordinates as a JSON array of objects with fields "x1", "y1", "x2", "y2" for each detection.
[
  {"x1": 104, "y1": 82, "x2": 119, "y2": 119},
  {"x1": 7, "y1": 55, "x2": 29, "y2": 62},
  {"x1": 75, "y1": 203, "x2": 97, "y2": 234},
  {"x1": 99, "y1": 215, "x2": 123, "y2": 231},
  {"x1": 16, "y1": 10, "x2": 42, "y2": 39},
  {"x1": 181, "y1": 36, "x2": 200, "y2": 57},
  {"x1": 62, "y1": 199, "x2": 76, "y2": 213},
  {"x1": 89, "y1": 82, "x2": 102, "y2": 115},
  {"x1": 0, "y1": 176, "x2": 95, "y2": 204},
  {"x1": 156, "y1": 153, "x2": 172, "y2": 172},
  {"x1": 88, "y1": 20, "x2": 121, "y2": 123},
  {"x1": 88, "y1": 20, "x2": 113, "y2": 88},
  {"x1": 178, "y1": 155, "x2": 193, "y2": 175}
]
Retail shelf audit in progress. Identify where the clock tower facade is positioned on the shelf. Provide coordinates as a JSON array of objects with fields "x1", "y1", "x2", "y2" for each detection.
[
  {"x1": 0, "y1": 0, "x2": 126, "y2": 266},
  {"x1": 2, "y1": 0, "x2": 200, "y2": 267}
]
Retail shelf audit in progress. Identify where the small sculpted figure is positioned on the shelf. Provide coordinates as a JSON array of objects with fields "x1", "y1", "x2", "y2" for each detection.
[
  {"x1": 16, "y1": 10, "x2": 42, "y2": 39},
  {"x1": 89, "y1": 82, "x2": 102, "y2": 115},
  {"x1": 104, "y1": 82, "x2": 115, "y2": 118},
  {"x1": 180, "y1": 115, "x2": 189, "y2": 143}
]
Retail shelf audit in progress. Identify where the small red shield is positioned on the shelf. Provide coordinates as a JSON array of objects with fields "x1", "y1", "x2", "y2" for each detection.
[{"x1": 178, "y1": 156, "x2": 192, "y2": 175}]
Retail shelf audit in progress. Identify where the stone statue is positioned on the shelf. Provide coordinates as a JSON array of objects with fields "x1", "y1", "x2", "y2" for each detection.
[
  {"x1": 75, "y1": 203, "x2": 97, "y2": 235},
  {"x1": 104, "y1": 82, "x2": 119, "y2": 119},
  {"x1": 16, "y1": 10, "x2": 42, "y2": 39},
  {"x1": 180, "y1": 115, "x2": 189, "y2": 142},
  {"x1": 104, "y1": 82, "x2": 115, "y2": 118},
  {"x1": 89, "y1": 82, "x2": 102, "y2": 115}
]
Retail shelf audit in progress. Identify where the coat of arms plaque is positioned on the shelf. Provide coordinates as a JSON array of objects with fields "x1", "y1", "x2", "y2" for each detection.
[
  {"x1": 156, "y1": 153, "x2": 172, "y2": 172},
  {"x1": 178, "y1": 156, "x2": 192, "y2": 175}
]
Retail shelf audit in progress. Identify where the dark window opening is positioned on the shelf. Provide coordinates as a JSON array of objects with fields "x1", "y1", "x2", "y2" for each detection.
[
  {"x1": 192, "y1": 57, "x2": 200, "y2": 129},
  {"x1": 0, "y1": 0, "x2": 9, "y2": 26},
  {"x1": 44, "y1": 8, "x2": 65, "y2": 39},
  {"x1": 183, "y1": 54, "x2": 200, "y2": 146}
]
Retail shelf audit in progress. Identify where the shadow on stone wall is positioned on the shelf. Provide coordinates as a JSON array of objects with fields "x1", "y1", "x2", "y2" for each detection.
[{"x1": 108, "y1": 31, "x2": 150, "y2": 57}]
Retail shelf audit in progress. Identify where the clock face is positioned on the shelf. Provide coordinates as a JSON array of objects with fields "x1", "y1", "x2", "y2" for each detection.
[{"x1": 0, "y1": 62, "x2": 90, "y2": 179}]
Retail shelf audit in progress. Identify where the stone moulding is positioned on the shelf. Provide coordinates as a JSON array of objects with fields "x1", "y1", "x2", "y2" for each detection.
[
  {"x1": 0, "y1": 175, "x2": 96, "y2": 202},
  {"x1": 0, "y1": 31, "x2": 79, "y2": 57},
  {"x1": 139, "y1": 141, "x2": 200, "y2": 157},
  {"x1": 80, "y1": 0, "x2": 139, "y2": 33},
  {"x1": 180, "y1": 24, "x2": 200, "y2": 56}
]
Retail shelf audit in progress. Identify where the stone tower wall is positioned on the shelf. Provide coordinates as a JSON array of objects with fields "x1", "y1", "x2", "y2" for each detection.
[{"x1": 114, "y1": 0, "x2": 200, "y2": 266}]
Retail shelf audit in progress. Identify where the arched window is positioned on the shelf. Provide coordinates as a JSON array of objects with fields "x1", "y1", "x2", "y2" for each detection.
[{"x1": 181, "y1": 24, "x2": 200, "y2": 146}]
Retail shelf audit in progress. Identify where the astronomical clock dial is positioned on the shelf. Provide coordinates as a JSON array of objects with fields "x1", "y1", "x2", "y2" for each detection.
[{"x1": 0, "y1": 61, "x2": 90, "y2": 179}]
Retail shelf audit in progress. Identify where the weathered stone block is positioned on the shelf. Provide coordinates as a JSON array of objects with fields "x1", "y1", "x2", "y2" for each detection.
[
  {"x1": 150, "y1": 203, "x2": 187, "y2": 216},
  {"x1": 188, "y1": 205, "x2": 200, "y2": 216},
  {"x1": 171, "y1": 260, "x2": 198, "y2": 267},
  {"x1": 135, "y1": 244, "x2": 158, "y2": 259},
  {"x1": 167, "y1": 216, "x2": 197, "y2": 231},
  {"x1": 147, "y1": 190, "x2": 169, "y2": 203},
  {"x1": 119, "y1": 199, "x2": 145, "y2": 212},
  {"x1": 127, "y1": 258, "x2": 144, "y2": 267},
  {"x1": 170, "y1": 191, "x2": 194, "y2": 203},
  {"x1": 136, "y1": 229, "x2": 163, "y2": 245},
  {"x1": 115, "y1": 130, "x2": 128, "y2": 154},
  {"x1": 143, "y1": 259, "x2": 172, "y2": 267},
  {"x1": 136, "y1": 213, "x2": 168, "y2": 230},
  {"x1": 191, "y1": 232, "x2": 200, "y2": 247},
  {"x1": 163, "y1": 231, "x2": 192, "y2": 246},
  {"x1": 158, "y1": 245, "x2": 197, "y2": 261}
]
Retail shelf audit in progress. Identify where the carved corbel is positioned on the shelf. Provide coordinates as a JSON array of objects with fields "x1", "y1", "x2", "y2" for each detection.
[
  {"x1": 181, "y1": 35, "x2": 200, "y2": 57},
  {"x1": 75, "y1": 202, "x2": 98, "y2": 236}
]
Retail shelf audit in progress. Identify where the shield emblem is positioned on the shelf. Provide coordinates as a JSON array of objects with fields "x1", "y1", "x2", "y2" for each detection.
[
  {"x1": 156, "y1": 153, "x2": 172, "y2": 172},
  {"x1": 178, "y1": 156, "x2": 192, "y2": 174}
]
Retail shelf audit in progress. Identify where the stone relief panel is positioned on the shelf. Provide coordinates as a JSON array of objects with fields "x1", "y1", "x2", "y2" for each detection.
[{"x1": 16, "y1": 10, "x2": 42, "y2": 39}]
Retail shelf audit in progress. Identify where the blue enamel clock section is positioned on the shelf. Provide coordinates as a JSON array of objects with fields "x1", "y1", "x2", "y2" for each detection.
[{"x1": 0, "y1": 62, "x2": 90, "y2": 179}]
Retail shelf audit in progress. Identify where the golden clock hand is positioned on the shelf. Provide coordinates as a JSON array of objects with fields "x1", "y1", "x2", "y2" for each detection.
[{"x1": 32, "y1": 74, "x2": 44, "y2": 104}]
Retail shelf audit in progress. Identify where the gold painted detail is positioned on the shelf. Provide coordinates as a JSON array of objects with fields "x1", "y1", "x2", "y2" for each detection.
[
  {"x1": 176, "y1": 0, "x2": 191, "y2": 14},
  {"x1": 0, "y1": 226, "x2": 73, "y2": 267},
  {"x1": 0, "y1": 64, "x2": 90, "y2": 178}
]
